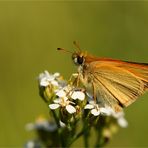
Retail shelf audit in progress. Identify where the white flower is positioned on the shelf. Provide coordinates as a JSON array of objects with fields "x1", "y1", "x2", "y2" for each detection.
[
  {"x1": 100, "y1": 106, "x2": 128, "y2": 128},
  {"x1": 25, "y1": 140, "x2": 38, "y2": 148},
  {"x1": 56, "y1": 89, "x2": 66, "y2": 98},
  {"x1": 117, "y1": 116, "x2": 128, "y2": 128},
  {"x1": 70, "y1": 91, "x2": 85, "y2": 101},
  {"x1": 26, "y1": 117, "x2": 57, "y2": 132},
  {"x1": 49, "y1": 85, "x2": 76, "y2": 114},
  {"x1": 84, "y1": 101, "x2": 128, "y2": 127},
  {"x1": 38, "y1": 71, "x2": 60, "y2": 87},
  {"x1": 49, "y1": 96, "x2": 76, "y2": 114},
  {"x1": 84, "y1": 101, "x2": 100, "y2": 116},
  {"x1": 84, "y1": 101, "x2": 112, "y2": 116},
  {"x1": 111, "y1": 111, "x2": 128, "y2": 128}
]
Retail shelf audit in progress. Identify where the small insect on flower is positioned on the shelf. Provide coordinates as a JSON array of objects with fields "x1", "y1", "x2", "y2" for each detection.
[{"x1": 58, "y1": 41, "x2": 148, "y2": 112}]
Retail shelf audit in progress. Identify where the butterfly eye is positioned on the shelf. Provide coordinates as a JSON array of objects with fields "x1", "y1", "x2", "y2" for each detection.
[
  {"x1": 77, "y1": 56, "x2": 84, "y2": 65},
  {"x1": 72, "y1": 53, "x2": 84, "y2": 65}
]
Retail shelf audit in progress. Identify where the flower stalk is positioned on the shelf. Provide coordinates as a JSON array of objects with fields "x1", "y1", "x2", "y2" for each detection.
[{"x1": 25, "y1": 70, "x2": 128, "y2": 148}]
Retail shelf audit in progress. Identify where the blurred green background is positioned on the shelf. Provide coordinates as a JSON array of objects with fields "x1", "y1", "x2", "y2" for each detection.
[{"x1": 0, "y1": 1, "x2": 148, "y2": 147}]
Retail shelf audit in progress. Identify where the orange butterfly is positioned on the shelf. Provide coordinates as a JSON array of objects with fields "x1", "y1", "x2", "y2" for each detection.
[{"x1": 58, "y1": 42, "x2": 148, "y2": 112}]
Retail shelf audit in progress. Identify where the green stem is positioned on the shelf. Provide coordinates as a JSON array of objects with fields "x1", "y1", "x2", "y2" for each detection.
[
  {"x1": 51, "y1": 110, "x2": 60, "y2": 128},
  {"x1": 51, "y1": 110, "x2": 66, "y2": 147},
  {"x1": 83, "y1": 121, "x2": 89, "y2": 148},
  {"x1": 95, "y1": 117, "x2": 109, "y2": 148},
  {"x1": 67, "y1": 128, "x2": 85, "y2": 147}
]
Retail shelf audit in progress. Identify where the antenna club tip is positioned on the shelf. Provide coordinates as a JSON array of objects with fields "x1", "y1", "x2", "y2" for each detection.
[{"x1": 57, "y1": 48, "x2": 62, "y2": 50}]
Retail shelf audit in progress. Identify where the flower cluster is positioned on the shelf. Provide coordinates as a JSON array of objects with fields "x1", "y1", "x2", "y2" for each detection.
[{"x1": 26, "y1": 70, "x2": 128, "y2": 147}]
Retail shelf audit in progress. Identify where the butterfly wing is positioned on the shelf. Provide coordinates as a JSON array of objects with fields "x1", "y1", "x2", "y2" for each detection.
[{"x1": 84, "y1": 60, "x2": 148, "y2": 112}]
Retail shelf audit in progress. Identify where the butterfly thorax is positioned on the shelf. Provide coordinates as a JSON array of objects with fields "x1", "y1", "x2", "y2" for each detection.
[{"x1": 72, "y1": 51, "x2": 93, "y2": 87}]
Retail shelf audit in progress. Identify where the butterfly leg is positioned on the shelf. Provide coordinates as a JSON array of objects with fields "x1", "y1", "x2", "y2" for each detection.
[
  {"x1": 92, "y1": 82, "x2": 97, "y2": 103},
  {"x1": 69, "y1": 73, "x2": 78, "y2": 85},
  {"x1": 76, "y1": 73, "x2": 80, "y2": 87},
  {"x1": 68, "y1": 73, "x2": 80, "y2": 87}
]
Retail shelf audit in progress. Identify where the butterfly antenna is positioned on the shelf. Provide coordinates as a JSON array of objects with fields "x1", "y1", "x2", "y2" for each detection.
[
  {"x1": 57, "y1": 47, "x2": 73, "y2": 54},
  {"x1": 73, "y1": 41, "x2": 81, "y2": 51}
]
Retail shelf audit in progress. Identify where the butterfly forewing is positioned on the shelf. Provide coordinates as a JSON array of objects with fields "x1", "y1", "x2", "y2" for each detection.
[{"x1": 84, "y1": 59, "x2": 148, "y2": 112}]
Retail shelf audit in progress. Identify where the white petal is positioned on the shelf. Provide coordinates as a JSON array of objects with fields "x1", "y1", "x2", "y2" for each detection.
[
  {"x1": 44, "y1": 70, "x2": 50, "y2": 76},
  {"x1": 88, "y1": 100, "x2": 96, "y2": 105},
  {"x1": 84, "y1": 104, "x2": 94, "y2": 109},
  {"x1": 71, "y1": 91, "x2": 85, "y2": 101},
  {"x1": 47, "y1": 76, "x2": 55, "y2": 82},
  {"x1": 56, "y1": 89, "x2": 66, "y2": 97},
  {"x1": 44, "y1": 71, "x2": 55, "y2": 81},
  {"x1": 25, "y1": 140, "x2": 35, "y2": 148},
  {"x1": 91, "y1": 109, "x2": 100, "y2": 116},
  {"x1": 40, "y1": 79, "x2": 49, "y2": 87},
  {"x1": 100, "y1": 107, "x2": 112, "y2": 116},
  {"x1": 72, "y1": 73, "x2": 78, "y2": 77},
  {"x1": 38, "y1": 71, "x2": 49, "y2": 80},
  {"x1": 59, "y1": 120, "x2": 66, "y2": 128},
  {"x1": 53, "y1": 72, "x2": 60, "y2": 77},
  {"x1": 53, "y1": 99, "x2": 61, "y2": 104},
  {"x1": 118, "y1": 117, "x2": 128, "y2": 128},
  {"x1": 49, "y1": 104, "x2": 60, "y2": 110},
  {"x1": 38, "y1": 71, "x2": 56, "y2": 86},
  {"x1": 51, "y1": 80, "x2": 59, "y2": 86},
  {"x1": 66, "y1": 105, "x2": 76, "y2": 114}
]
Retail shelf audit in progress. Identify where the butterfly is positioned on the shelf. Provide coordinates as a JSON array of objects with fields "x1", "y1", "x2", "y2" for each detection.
[{"x1": 58, "y1": 42, "x2": 148, "y2": 112}]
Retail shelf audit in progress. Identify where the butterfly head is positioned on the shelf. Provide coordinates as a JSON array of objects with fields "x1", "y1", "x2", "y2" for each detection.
[
  {"x1": 72, "y1": 51, "x2": 86, "y2": 66},
  {"x1": 57, "y1": 41, "x2": 98, "y2": 67}
]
